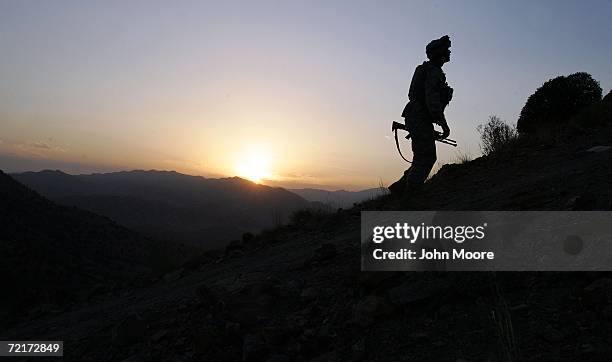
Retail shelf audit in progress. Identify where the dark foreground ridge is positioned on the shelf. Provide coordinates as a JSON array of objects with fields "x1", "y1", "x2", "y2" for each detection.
[
  {"x1": 2, "y1": 101, "x2": 612, "y2": 360},
  {"x1": 0, "y1": 171, "x2": 193, "y2": 327}
]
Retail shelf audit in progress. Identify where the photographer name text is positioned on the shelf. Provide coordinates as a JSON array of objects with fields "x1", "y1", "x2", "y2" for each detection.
[{"x1": 372, "y1": 248, "x2": 495, "y2": 260}]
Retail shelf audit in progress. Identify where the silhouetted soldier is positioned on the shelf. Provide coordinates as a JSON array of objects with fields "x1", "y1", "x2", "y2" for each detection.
[{"x1": 389, "y1": 35, "x2": 453, "y2": 200}]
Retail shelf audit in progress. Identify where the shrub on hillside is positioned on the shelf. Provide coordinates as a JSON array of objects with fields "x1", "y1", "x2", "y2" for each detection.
[
  {"x1": 517, "y1": 72, "x2": 602, "y2": 135},
  {"x1": 568, "y1": 89, "x2": 612, "y2": 130},
  {"x1": 453, "y1": 149, "x2": 473, "y2": 164},
  {"x1": 477, "y1": 115, "x2": 518, "y2": 156}
]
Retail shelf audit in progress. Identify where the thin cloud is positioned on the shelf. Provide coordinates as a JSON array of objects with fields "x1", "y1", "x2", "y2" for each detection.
[
  {"x1": 5, "y1": 140, "x2": 70, "y2": 158},
  {"x1": 30, "y1": 142, "x2": 51, "y2": 150}
]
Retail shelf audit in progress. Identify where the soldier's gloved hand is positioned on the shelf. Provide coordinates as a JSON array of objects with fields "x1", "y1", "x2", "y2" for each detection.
[{"x1": 439, "y1": 122, "x2": 451, "y2": 140}]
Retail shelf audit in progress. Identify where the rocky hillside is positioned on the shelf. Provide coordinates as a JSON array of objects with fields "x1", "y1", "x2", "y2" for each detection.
[
  {"x1": 0, "y1": 171, "x2": 194, "y2": 327},
  {"x1": 3, "y1": 109, "x2": 612, "y2": 360}
]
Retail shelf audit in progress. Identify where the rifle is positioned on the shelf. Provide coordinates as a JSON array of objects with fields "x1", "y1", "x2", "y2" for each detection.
[{"x1": 391, "y1": 120, "x2": 457, "y2": 163}]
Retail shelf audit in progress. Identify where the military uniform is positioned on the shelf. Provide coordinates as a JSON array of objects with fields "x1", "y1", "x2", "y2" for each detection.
[
  {"x1": 389, "y1": 36, "x2": 453, "y2": 195},
  {"x1": 402, "y1": 60, "x2": 451, "y2": 184}
]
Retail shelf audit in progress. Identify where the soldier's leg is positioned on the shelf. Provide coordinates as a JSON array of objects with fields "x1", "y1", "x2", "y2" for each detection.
[{"x1": 406, "y1": 123, "x2": 437, "y2": 185}]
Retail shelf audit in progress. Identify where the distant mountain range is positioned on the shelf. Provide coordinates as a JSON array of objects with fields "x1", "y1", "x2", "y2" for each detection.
[
  {"x1": 0, "y1": 170, "x2": 192, "y2": 325},
  {"x1": 289, "y1": 187, "x2": 385, "y2": 208},
  {"x1": 12, "y1": 170, "x2": 319, "y2": 249}
]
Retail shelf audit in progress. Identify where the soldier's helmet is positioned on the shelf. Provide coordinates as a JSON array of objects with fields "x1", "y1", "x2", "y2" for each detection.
[{"x1": 426, "y1": 35, "x2": 451, "y2": 60}]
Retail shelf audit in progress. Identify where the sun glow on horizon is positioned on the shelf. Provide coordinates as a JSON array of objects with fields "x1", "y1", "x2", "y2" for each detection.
[{"x1": 235, "y1": 148, "x2": 272, "y2": 183}]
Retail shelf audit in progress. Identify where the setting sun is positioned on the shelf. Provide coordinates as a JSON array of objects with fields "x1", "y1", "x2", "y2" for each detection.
[{"x1": 236, "y1": 149, "x2": 272, "y2": 183}]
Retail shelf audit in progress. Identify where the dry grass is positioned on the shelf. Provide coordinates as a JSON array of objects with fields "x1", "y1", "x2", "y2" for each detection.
[
  {"x1": 453, "y1": 148, "x2": 473, "y2": 164},
  {"x1": 489, "y1": 272, "x2": 519, "y2": 361}
]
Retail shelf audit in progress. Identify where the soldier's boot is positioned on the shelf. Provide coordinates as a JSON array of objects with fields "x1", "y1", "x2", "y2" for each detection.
[{"x1": 401, "y1": 181, "x2": 423, "y2": 204}]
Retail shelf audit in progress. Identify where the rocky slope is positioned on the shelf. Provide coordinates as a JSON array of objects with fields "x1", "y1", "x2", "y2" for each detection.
[
  {"x1": 3, "y1": 116, "x2": 612, "y2": 361},
  {"x1": 0, "y1": 171, "x2": 194, "y2": 328}
]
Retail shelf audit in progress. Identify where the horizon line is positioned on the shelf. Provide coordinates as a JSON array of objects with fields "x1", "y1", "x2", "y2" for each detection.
[{"x1": 4, "y1": 167, "x2": 380, "y2": 193}]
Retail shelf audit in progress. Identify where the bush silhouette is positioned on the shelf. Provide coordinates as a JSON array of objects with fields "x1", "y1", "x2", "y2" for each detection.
[
  {"x1": 477, "y1": 115, "x2": 518, "y2": 156},
  {"x1": 568, "y1": 89, "x2": 612, "y2": 130},
  {"x1": 517, "y1": 72, "x2": 602, "y2": 135}
]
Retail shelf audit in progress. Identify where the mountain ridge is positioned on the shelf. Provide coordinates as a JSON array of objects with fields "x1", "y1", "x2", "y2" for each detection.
[
  {"x1": 12, "y1": 169, "x2": 322, "y2": 249},
  {"x1": 289, "y1": 187, "x2": 385, "y2": 208}
]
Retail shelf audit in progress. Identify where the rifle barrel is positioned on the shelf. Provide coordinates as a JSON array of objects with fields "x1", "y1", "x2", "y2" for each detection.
[{"x1": 437, "y1": 139, "x2": 457, "y2": 147}]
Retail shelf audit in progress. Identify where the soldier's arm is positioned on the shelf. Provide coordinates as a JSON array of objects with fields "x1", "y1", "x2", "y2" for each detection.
[{"x1": 424, "y1": 68, "x2": 446, "y2": 125}]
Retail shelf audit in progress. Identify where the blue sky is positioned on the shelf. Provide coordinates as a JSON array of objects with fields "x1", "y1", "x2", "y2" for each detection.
[{"x1": 1, "y1": 0, "x2": 610, "y2": 189}]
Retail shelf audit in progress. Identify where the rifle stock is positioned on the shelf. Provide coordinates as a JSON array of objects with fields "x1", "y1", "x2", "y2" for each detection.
[{"x1": 391, "y1": 121, "x2": 406, "y2": 132}]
